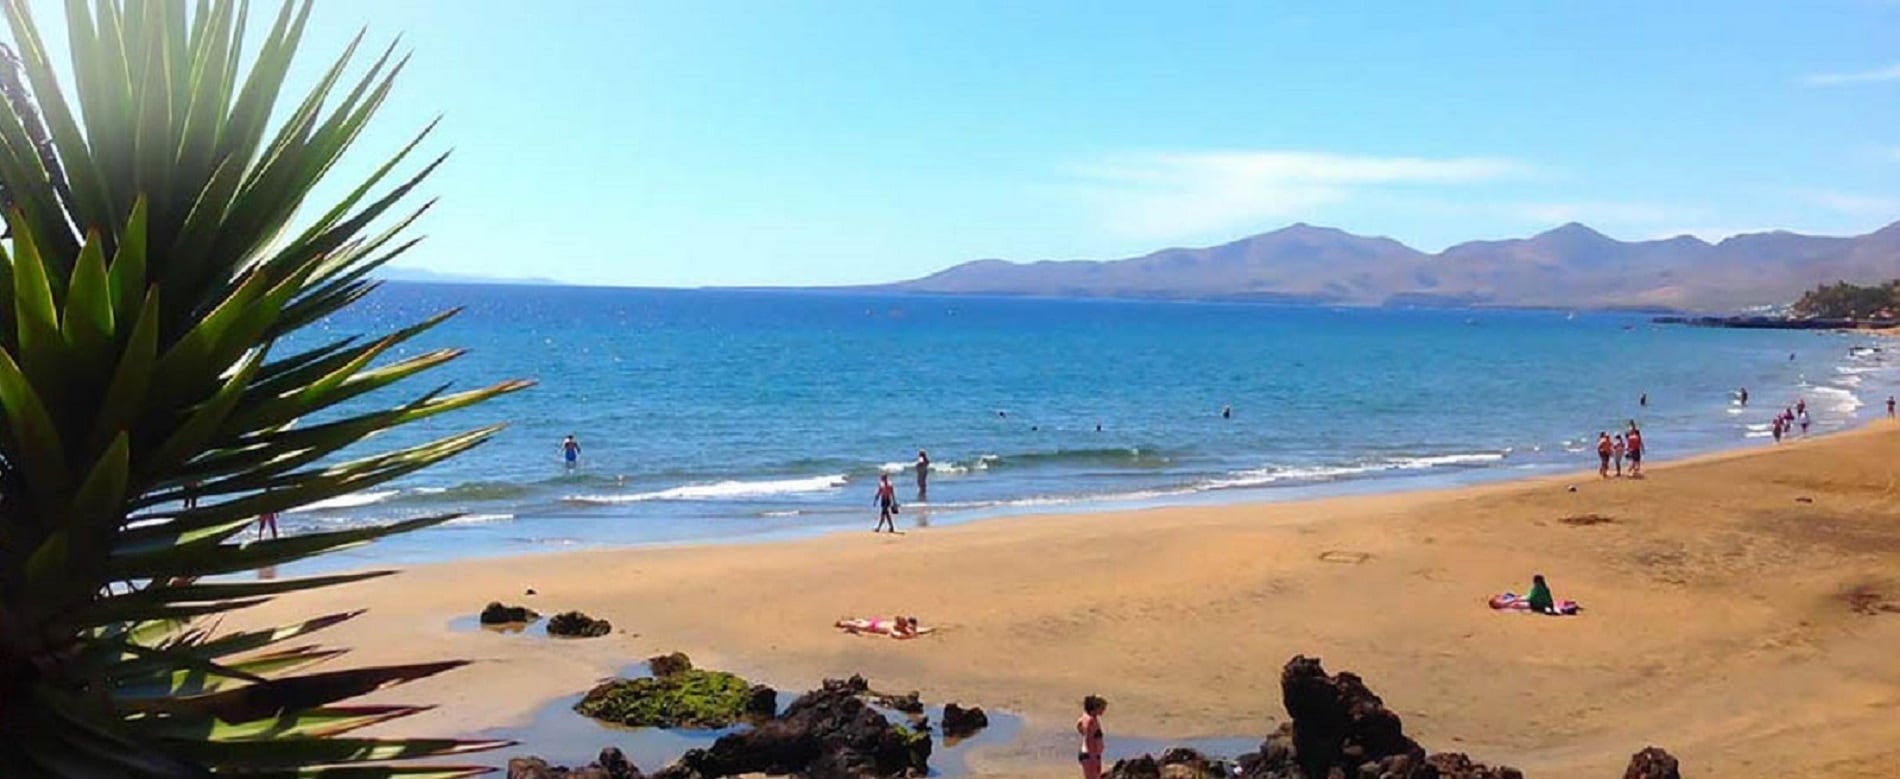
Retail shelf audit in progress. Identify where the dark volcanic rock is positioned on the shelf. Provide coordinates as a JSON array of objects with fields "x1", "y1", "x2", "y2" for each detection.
[
  {"x1": 1622, "y1": 747, "x2": 1681, "y2": 779},
  {"x1": 1427, "y1": 752, "x2": 1526, "y2": 779},
  {"x1": 940, "y1": 703, "x2": 989, "y2": 739},
  {"x1": 873, "y1": 690, "x2": 925, "y2": 715},
  {"x1": 652, "y1": 677, "x2": 930, "y2": 779},
  {"x1": 647, "y1": 652, "x2": 693, "y2": 677},
  {"x1": 745, "y1": 683, "x2": 780, "y2": 719},
  {"x1": 547, "y1": 610, "x2": 611, "y2": 638},
  {"x1": 1108, "y1": 748, "x2": 1230, "y2": 779},
  {"x1": 506, "y1": 748, "x2": 644, "y2": 779},
  {"x1": 480, "y1": 601, "x2": 537, "y2": 624}
]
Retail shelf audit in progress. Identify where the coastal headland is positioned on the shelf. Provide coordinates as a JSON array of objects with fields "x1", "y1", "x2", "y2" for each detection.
[{"x1": 229, "y1": 424, "x2": 1900, "y2": 778}]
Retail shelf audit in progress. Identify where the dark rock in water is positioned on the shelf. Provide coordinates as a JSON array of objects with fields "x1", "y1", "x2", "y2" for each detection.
[
  {"x1": 652, "y1": 676, "x2": 930, "y2": 779},
  {"x1": 480, "y1": 601, "x2": 538, "y2": 625},
  {"x1": 873, "y1": 690, "x2": 925, "y2": 715},
  {"x1": 1622, "y1": 747, "x2": 1681, "y2": 779},
  {"x1": 506, "y1": 749, "x2": 645, "y2": 779},
  {"x1": 647, "y1": 651, "x2": 693, "y2": 677},
  {"x1": 745, "y1": 683, "x2": 779, "y2": 719},
  {"x1": 1107, "y1": 748, "x2": 1231, "y2": 779},
  {"x1": 940, "y1": 703, "x2": 989, "y2": 739},
  {"x1": 547, "y1": 610, "x2": 611, "y2": 638},
  {"x1": 574, "y1": 669, "x2": 761, "y2": 728}
]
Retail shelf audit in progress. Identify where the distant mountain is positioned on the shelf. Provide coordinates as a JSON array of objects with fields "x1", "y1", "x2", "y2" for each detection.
[
  {"x1": 888, "y1": 221, "x2": 1900, "y2": 311},
  {"x1": 372, "y1": 267, "x2": 562, "y2": 285}
]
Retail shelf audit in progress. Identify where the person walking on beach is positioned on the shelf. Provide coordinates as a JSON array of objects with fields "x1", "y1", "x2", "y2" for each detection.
[
  {"x1": 562, "y1": 434, "x2": 581, "y2": 470},
  {"x1": 1626, "y1": 425, "x2": 1644, "y2": 477},
  {"x1": 873, "y1": 474, "x2": 898, "y2": 533},
  {"x1": 1612, "y1": 434, "x2": 1627, "y2": 477},
  {"x1": 256, "y1": 508, "x2": 278, "y2": 541},
  {"x1": 1077, "y1": 695, "x2": 1107, "y2": 779},
  {"x1": 1798, "y1": 409, "x2": 1811, "y2": 437},
  {"x1": 914, "y1": 450, "x2": 931, "y2": 501},
  {"x1": 1772, "y1": 416, "x2": 1784, "y2": 444},
  {"x1": 1596, "y1": 432, "x2": 1613, "y2": 479},
  {"x1": 1888, "y1": 396, "x2": 1895, "y2": 418}
]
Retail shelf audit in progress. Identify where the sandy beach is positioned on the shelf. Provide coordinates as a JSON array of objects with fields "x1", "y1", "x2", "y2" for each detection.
[{"x1": 229, "y1": 424, "x2": 1900, "y2": 778}]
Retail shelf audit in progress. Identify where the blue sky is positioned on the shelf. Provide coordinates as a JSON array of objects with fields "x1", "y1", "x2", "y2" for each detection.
[{"x1": 36, "y1": 1, "x2": 1900, "y2": 285}]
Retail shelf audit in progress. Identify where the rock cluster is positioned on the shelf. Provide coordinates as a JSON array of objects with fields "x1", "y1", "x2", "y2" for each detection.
[
  {"x1": 508, "y1": 747, "x2": 642, "y2": 779},
  {"x1": 480, "y1": 602, "x2": 538, "y2": 624},
  {"x1": 547, "y1": 610, "x2": 612, "y2": 638},
  {"x1": 1108, "y1": 655, "x2": 1678, "y2": 779},
  {"x1": 574, "y1": 663, "x2": 771, "y2": 729},
  {"x1": 647, "y1": 652, "x2": 693, "y2": 677},
  {"x1": 651, "y1": 676, "x2": 931, "y2": 779}
]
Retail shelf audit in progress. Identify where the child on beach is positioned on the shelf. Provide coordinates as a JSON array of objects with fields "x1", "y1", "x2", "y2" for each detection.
[
  {"x1": 874, "y1": 474, "x2": 898, "y2": 533},
  {"x1": 1596, "y1": 432, "x2": 1612, "y2": 478},
  {"x1": 1077, "y1": 695, "x2": 1107, "y2": 779},
  {"x1": 1612, "y1": 434, "x2": 1626, "y2": 477}
]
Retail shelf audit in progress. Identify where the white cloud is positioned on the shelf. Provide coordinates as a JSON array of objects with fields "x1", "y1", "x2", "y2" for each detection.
[
  {"x1": 1808, "y1": 190, "x2": 1900, "y2": 217},
  {"x1": 1071, "y1": 150, "x2": 1526, "y2": 241},
  {"x1": 1803, "y1": 63, "x2": 1900, "y2": 86}
]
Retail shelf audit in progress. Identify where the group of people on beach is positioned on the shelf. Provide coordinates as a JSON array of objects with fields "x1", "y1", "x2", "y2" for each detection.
[
  {"x1": 872, "y1": 450, "x2": 932, "y2": 533},
  {"x1": 1594, "y1": 422, "x2": 1645, "y2": 479},
  {"x1": 1769, "y1": 398, "x2": 1811, "y2": 443}
]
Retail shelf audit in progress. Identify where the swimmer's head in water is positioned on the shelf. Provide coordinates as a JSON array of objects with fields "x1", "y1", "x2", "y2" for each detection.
[{"x1": 1083, "y1": 695, "x2": 1107, "y2": 715}]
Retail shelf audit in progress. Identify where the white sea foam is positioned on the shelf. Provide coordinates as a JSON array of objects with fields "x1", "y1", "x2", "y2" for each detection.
[
  {"x1": 567, "y1": 474, "x2": 849, "y2": 504},
  {"x1": 880, "y1": 457, "x2": 990, "y2": 475},
  {"x1": 1205, "y1": 452, "x2": 1506, "y2": 490},
  {"x1": 445, "y1": 513, "x2": 515, "y2": 526},
  {"x1": 1807, "y1": 385, "x2": 1862, "y2": 414},
  {"x1": 760, "y1": 510, "x2": 802, "y2": 517},
  {"x1": 296, "y1": 490, "x2": 399, "y2": 512}
]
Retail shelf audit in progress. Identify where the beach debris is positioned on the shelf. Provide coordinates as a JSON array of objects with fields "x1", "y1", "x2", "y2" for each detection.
[
  {"x1": 1840, "y1": 584, "x2": 1900, "y2": 615},
  {"x1": 525, "y1": 587, "x2": 537, "y2": 596},
  {"x1": 1795, "y1": 496, "x2": 1814, "y2": 504},
  {"x1": 574, "y1": 668, "x2": 764, "y2": 729},
  {"x1": 1317, "y1": 550, "x2": 1370, "y2": 564},
  {"x1": 648, "y1": 652, "x2": 693, "y2": 677},
  {"x1": 1560, "y1": 514, "x2": 1616, "y2": 526},
  {"x1": 507, "y1": 747, "x2": 644, "y2": 779},
  {"x1": 650, "y1": 675, "x2": 932, "y2": 779},
  {"x1": 547, "y1": 610, "x2": 612, "y2": 638},
  {"x1": 480, "y1": 601, "x2": 539, "y2": 625},
  {"x1": 1622, "y1": 747, "x2": 1681, "y2": 779},
  {"x1": 1567, "y1": 484, "x2": 1578, "y2": 492},
  {"x1": 940, "y1": 703, "x2": 989, "y2": 739}
]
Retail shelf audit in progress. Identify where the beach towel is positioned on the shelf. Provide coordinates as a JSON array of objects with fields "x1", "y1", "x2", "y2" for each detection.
[{"x1": 1489, "y1": 592, "x2": 1581, "y2": 616}]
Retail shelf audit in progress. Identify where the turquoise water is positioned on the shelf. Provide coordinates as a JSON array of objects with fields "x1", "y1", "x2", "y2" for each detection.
[{"x1": 283, "y1": 283, "x2": 1898, "y2": 569}]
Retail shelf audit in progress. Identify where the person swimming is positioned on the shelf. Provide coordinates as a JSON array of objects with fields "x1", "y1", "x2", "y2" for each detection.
[{"x1": 1221, "y1": 404, "x2": 1232, "y2": 420}]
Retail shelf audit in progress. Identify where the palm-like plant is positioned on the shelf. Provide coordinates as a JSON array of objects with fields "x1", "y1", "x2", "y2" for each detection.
[{"x1": 0, "y1": 1, "x2": 529, "y2": 775}]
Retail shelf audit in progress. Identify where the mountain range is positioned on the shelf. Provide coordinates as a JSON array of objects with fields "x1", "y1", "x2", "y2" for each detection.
[{"x1": 887, "y1": 221, "x2": 1900, "y2": 311}]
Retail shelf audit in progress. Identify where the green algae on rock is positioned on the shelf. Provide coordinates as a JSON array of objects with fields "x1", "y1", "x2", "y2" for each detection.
[{"x1": 574, "y1": 669, "x2": 760, "y2": 728}]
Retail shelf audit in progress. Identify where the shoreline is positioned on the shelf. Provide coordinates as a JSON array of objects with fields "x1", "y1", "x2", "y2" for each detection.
[{"x1": 230, "y1": 422, "x2": 1900, "y2": 778}]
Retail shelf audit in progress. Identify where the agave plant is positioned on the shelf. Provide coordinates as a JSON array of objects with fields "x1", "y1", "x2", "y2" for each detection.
[{"x1": 0, "y1": 1, "x2": 529, "y2": 776}]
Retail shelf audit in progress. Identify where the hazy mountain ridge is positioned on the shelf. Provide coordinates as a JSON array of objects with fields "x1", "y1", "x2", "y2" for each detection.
[{"x1": 891, "y1": 221, "x2": 1900, "y2": 311}]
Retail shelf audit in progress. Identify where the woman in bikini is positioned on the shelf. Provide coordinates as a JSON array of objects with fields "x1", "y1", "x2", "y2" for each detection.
[{"x1": 1077, "y1": 695, "x2": 1107, "y2": 779}]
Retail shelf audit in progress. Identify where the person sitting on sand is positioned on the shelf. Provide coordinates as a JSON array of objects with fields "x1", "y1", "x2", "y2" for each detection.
[{"x1": 1526, "y1": 574, "x2": 1557, "y2": 615}]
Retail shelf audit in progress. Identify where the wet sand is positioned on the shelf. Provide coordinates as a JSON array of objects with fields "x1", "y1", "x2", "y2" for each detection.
[{"x1": 229, "y1": 423, "x2": 1900, "y2": 778}]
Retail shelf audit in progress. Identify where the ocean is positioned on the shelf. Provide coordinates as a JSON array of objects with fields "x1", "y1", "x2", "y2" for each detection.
[{"x1": 284, "y1": 283, "x2": 1900, "y2": 570}]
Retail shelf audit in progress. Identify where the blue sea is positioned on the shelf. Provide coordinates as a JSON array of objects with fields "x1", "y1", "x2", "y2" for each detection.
[{"x1": 286, "y1": 283, "x2": 1900, "y2": 569}]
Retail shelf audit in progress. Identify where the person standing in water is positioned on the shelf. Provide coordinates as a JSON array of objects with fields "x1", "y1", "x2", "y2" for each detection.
[
  {"x1": 1639, "y1": 392, "x2": 1647, "y2": 407},
  {"x1": 562, "y1": 434, "x2": 581, "y2": 470},
  {"x1": 1076, "y1": 695, "x2": 1107, "y2": 779},
  {"x1": 914, "y1": 450, "x2": 931, "y2": 501},
  {"x1": 873, "y1": 474, "x2": 898, "y2": 533},
  {"x1": 1739, "y1": 387, "x2": 1749, "y2": 407},
  {"x1": 1888, "y1": 396, "x2": 1895, "y2": 418}
]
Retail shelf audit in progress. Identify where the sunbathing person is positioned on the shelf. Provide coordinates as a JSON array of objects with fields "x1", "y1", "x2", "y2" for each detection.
[
  {"x1": 1526, "y1": 574, "x2": 1556, "y2": 615},
  {"x1": 835, "y1": 615, "x2": 928, "y2": 638}
]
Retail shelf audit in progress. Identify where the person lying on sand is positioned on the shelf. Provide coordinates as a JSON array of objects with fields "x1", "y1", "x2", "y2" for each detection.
[{"x1": 835, "y1": 615, "x2": 928, "y2": 638}]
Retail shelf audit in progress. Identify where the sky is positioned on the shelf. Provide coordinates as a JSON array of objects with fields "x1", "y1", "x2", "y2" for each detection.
[{"x1": 26, "y1": 1, "x2": 1900, "y2": 286}]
